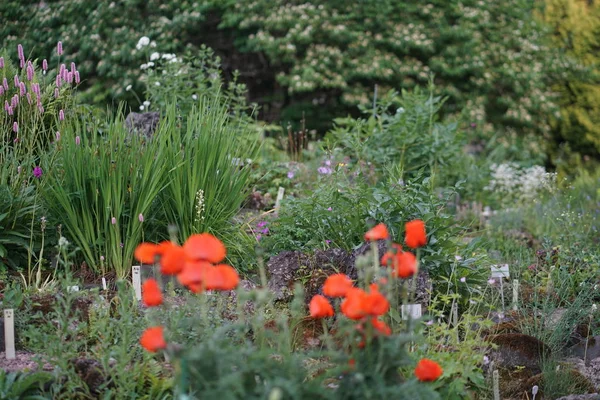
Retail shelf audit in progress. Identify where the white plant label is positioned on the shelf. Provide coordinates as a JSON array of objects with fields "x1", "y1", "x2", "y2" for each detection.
[
  {"x1": 492, "y1": 369, "x2": 500, "y2": 400},
  {"x1": 132, "y1": 265, "x2": 142, "y2": 300},
  {"x1": 274, "y1": 187, "x2": 285, "y2": 212},
  {"x1": 102, "y1": 277, "x2": 107, "y2": 291},
  {"x1": 4, "y1": 309, "x2": 15, "y2": 360},
  {"x1": 491, "y1": 264, "x2": 510, "y2": 279},
  {"x1": 401, "y1": 304, "x2": 422, "y2": 320},
  {"x1": 67, "y1": 285, "x2": 79, "y2": 292}
]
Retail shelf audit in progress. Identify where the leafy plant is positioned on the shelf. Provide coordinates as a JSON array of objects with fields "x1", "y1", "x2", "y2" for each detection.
[{"x1": 0, "y1": 370, "x2": 52, "y2": 400}]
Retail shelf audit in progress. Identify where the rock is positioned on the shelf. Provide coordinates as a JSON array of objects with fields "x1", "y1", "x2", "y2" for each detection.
[
  {"x1": 486, "y1": 333, "x2": 551, "y2": 373},
  {"x1": 267, "y1": 251, "x2": 311, "y2": 301},
  {"x1": 266, "y1": 243, "x2": 432, "y2": 308},
  {"x1": 567, "y1": 355, "x2": 600, "y2": 391},
  {"x1": 555, "y1": 395, "x2": 600, "y2": 400},
  {"x1": 124, "y1": 112, "x2": 160, "y2": 138}
]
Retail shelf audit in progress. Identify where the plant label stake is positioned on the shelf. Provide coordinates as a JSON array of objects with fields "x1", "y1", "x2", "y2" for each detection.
[
  {"x1": 132, "y1": 266, "x2": 142, "y2": 301},
  {"x1": 67, "y1": 285, "x2": 79, "y2": 293},
  {"x1": 512, "y1": 279, "x2": 519, "y2": 311},
  {"x1": 491, "y1": 264, "x2": 510, "y2": 310},
  {"x1": 102, "y1": 277, "x2": 107, "y2": 291},
  {"x1": 4, "y1": 309, "x2": 15, "y2": 360},
  {"x1": 401, "y1": 304, "x2": 422, "y2": 320},
  {"x1": 492, "y1": 369, "x2": 500, "y2": 400},
  {"x1": 274, "y1": 187, "x2": 285, "y2": 213}
]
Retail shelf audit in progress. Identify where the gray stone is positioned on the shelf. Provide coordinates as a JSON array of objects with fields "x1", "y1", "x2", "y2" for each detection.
[
  {"x1": 125, "y1": 112, "x2": 160, "y2": 138},
  {"x1": 555, "y1": 395, "x2": 600, "y2": 400}
]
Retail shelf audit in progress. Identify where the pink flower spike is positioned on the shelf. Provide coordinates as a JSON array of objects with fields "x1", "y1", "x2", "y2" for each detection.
[
  {"x1": 4, "y1": 100, "x2": 9, "y2": 111},
  {"x1": 2, "y1": 78, "x2": 8, "y2": 90},
  {"x1": 14, "y1": 75, "x2": 19, "y2": 87},
  {"x1": 19, "y1": 82, "x2": 26, "y2": 96},
  {"x1": 59, "y1": 109, "x2": 65, "y2": 121},
  {"x1": 74, "y1": 71, "x2": 80, "y2": 84},
  {"x1": 138, "y1": 213, "x2": 144, "y2": 223},
  {"x1": 70, "y1": 62, "x2": 76, "y2": 73},
  {"x1": 38, "y1": 105, "x2": 44, "y2": 114},
  {"x1": 111, "y1": 217, "x2": 117, "y2": 225},
  {"x1": 26, "y1": 93, "x2": 32, "y2": 104},
  {"x1": 57, "y1": 41, "x2": 63, "y2": 56},
  {"x1": 67, "y1": 71, "x2": 73, "y2": 83},
  {"x1": 17, "y1": 44, "x2": 24, "y2": 60},
  {"x1": 59, "y1": 63, "x2": 65, "y2": 75},
  {"x1": 0, "y1": 86, "x2": 3, "y2": 96},
  {"x1": 32, "y1": 83, "x2": 40, "y2": 95},
  {"x1": 0, "y1": 57, "x2": 4, "y2": 68},
  {"x1": 7, "y1": 106, "x2": 13, "y2": 116},
  {"x1": 55, "y1": 131, "x2": 61, "y2": 141},
  {"x1": 27, "y1": 65, "x2": 34, "y2": 81},
  {"x1": 54, "y1": 88, "x2": 59, "y2": 98},
  {"x1": 75, "y1": 136, "x2": 81, "y2": 145},
  {"x1": 56, "y1": 74, "x2": 62, "y2": 88},
  {"x1": 13, "y1": 122, "x2": 18, "y2": 133},
  {"x1": 42, "y1": 59, "x2": 48, "y2": 71}
]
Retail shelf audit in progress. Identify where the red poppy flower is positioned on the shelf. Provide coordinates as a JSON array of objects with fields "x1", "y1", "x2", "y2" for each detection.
[
  {"x1": 140, "y1": 326, "x2": 166, "y2": 353},
  {"x1": 363, "y1": 286, "x2": 389, "y2": 316},
  {"x1": 405, "y1": 219, "x2": 427, "y2": 248},
  {"x1": 414, "y1": 358, "x2": 443, "y2": 382},
  {"x1": 183, "y1": 233, "x2": 226, "y2": 263},
  {"x1": 381, "y1": 243, "x2": 403, "y2": 266},
  {"x1": 364, "y1": 223, "x2": 389, "y2": 241},
  {"x1": 341, "y1": 288, "x2": 368, "y2": 320},
  {"x1": 160, "y1": 244, "x2": 185, "y2": 275},
  {"x1": 393, "y1": 251, "x2": 417, "y2": 278},
  {"x1": 134, "y1": 243, "x2": 159, "y2": 264},
  {"x1": 370, "y1": 318, "x2": 391, "y2": 335},
  {"x1": 142, "y1": 278, "x2": 163, "y2": 307},
  {"x1": 309, "y1": 294, "x2": 334, "y2": 318},
  {"x1": 204, "y1": 264, "x2": 240, "y2": 291},
  {"x1": 177, "y1": 260, "x2": 212, "y2": 289},
  {"x1": 323, "y1": 274, "x2": 354, "y2": 297}
]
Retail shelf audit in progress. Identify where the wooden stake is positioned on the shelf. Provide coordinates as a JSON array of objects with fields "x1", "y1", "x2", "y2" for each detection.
[
  {"x1": 132, "y1": 265, "x2": 142, "y2": 300},
  {"x1": 4, "y1": 309, "x2": 15, "y2": 360},
  {"x1": 401, "y1": 304, "x2": 422, "y2": 321},
  {"x1": 492, "y1": 369, "x2": 500, "y2": 400},
  {"x1": 102, "y1": 277, "x2": 107, "y2": 291},
  {"x1": 512, "y1": 279, "x2": 519, "y2": 311}
]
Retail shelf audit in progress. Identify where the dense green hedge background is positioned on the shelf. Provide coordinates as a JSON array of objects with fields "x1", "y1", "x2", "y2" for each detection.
[{"x1": 2, "y1": 0, "x2": 599, "y2": 167}]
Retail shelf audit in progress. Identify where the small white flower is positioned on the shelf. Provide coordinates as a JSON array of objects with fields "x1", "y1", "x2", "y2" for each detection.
[
  {"x1": 147, "y1": 61, "x2": 154, "y2": 67},
  {"x1": 139, "y1": 105, "x2": 145, "y2": 111},
  {"x1": 58, "y1": 236, "x2": 70, "y2": 248},
  {"x1": 161, "y1": 53, "x2": 175, "y2": 61},
  {"x1": 150, "y1": 41, "x2": 157, "y2": 48},
  {"x1": 143, "y1": 100, "x2": 150, "y2": 107},
  {"x1": 150, "y1": 52, "x2": 160, "y2": 61},
  {"x1": 192, "y1": 94, "x2": 198, "y2": 100},
  {"x1": 455, "y1": 255, "x2": 463, "y2": 261},
  {"x1": 154, "y1": 81, "x2": 161, "y2": 86},
  {"x1": 140, "y1": 63, "x2": 149, "y2": 70},
  {"x1": 460, "y1": 277, "x2": 467, "y2": 283},
  {"x1": 136, "y1": 36, "x2": 150, "y2": 50},
  {"x1": 125, "y1": 85, "x2": 132, "y2": 91},
  {"x1": 592, "y1": 304, "x2": 598, "y2": 313}
]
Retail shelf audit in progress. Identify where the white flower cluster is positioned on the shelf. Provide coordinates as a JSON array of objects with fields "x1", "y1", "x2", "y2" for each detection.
[{"x1": 485, "y1": 163, "x2": 557, "y2": 202}]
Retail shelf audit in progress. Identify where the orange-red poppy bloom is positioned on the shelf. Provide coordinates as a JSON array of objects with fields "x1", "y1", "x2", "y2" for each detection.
[
  {"x1": 140, "y1": 326, "x2": 166, "y2": 353},
  {"x1": 183, "y1": 233, "x2": 226, "y2": 264},
  {"x1": 341, "y1": 288, "x2": 368, "y2": 320},
  {"x1": 142, "y1": 278, "x2": 163, "y2": 307},
  {"x1": 393, "y1": 251, "x2": 417, "y2": 278},
  {"x1": 381, "y1": 243, "x2": 402, "y2": 266},
  {"x1": 160, "y1": 244, "x2": 186, "y2": 275},
  {"x1": 405, "y1": 219, "x2": 427, "y2": 248},
  {"x1": 370, "y1": 318, "x2": 391, "y2": 336},
  {"x1": 134, "y1": 243, "x2": 159, "y2": 264},
  {"x1": 364, "y1": 223, "x2": 389, "y2": 241},
  {"x1": 414, "y1": 358, "x2": 443, "y2": 382},
  {"x1": 204, "y1": 264, "x2": 240, "y2": 291},
  {"x1": 323, "y1": 274, "x2": 354, "y2": 297},
  {"x1": 177, "y1": 260, "x2": 212, "y2": 289},
  {"x1": 309, "y1": 294, "x2": 334, "y2": 318},
  {"x1": 363, "y1": 286, "x2": 390, "y2": 316}
]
